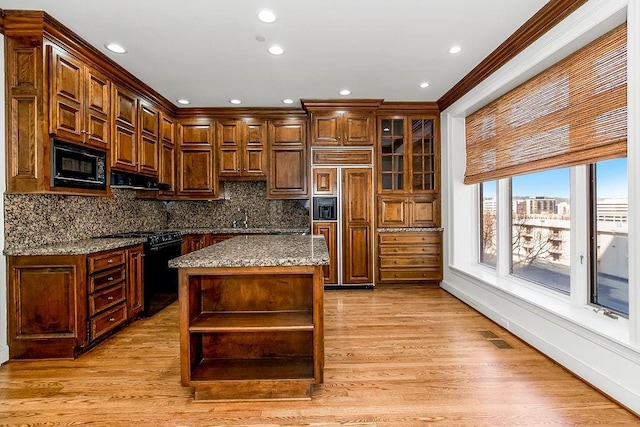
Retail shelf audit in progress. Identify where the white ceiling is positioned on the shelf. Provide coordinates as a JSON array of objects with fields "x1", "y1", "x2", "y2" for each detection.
[{"x1": 1, "y1": 0, "x2": 550, "y2": 108}]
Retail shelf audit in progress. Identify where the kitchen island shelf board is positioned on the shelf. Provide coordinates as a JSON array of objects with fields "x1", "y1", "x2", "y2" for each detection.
[{"x1": 189, "y1": 311, "x2": 314, "y2": 332}]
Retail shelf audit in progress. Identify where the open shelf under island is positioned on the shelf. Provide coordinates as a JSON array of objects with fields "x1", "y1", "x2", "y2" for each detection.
[{"x1": 168, "y1": 234, "x2": 329, "y2": 401}]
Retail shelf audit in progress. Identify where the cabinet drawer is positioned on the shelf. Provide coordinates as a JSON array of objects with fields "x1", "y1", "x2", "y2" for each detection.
[
  {"x1": 88, "y1": 266, "x2": 125, "y2": 293},
  {"x1": 379, "y1": 269, "x2": 442, "y2": 282},
  {"x1": 87, "y1": 250, "x2": 126, "y2": 274},
  {"x1": 378, "y1": 233, "x2": 441, "y2": 245},
  {"x1": 90, "y1": 302, "x2": 127, "y2": 340},
  {"x1": 379, "y1": 255, "x2": 441, "y2": 268},
  {"x1": 89, "y1": 284, "x2": 126, "y2": 316},
  {"x1": 379, "y1": 245, "x2": 440, "y2": 256}
]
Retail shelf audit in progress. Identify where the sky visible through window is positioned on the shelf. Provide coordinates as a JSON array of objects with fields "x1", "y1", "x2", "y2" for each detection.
[{"x1": 482, "y1": 159, "x2": 628, "y2": 198}]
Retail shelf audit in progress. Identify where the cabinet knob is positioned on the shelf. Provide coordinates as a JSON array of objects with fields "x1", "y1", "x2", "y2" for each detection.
[
  {"x1": 107, "y1": 259, "x2": 114, "y2": 264},
  {"x1": 109, "y1": 317, "x2": 116, "y2": 322},
  {"x1": 393, "y1": 249, "x2": 398, "y2": 253},
  {"x1": 393, "y1": 237, "x2": 398, "y2": 241},
  {"x1": 107, "y1": 277, "x2": 114, "y2": 281},
  {"x1": 394, "y1": 274, "x2": 399, "y2": 278},
  {"x1": 107, "y1": 296, "x2": 114, "y2": 300}
]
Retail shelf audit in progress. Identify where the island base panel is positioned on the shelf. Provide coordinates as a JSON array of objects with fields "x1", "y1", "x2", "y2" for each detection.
[{"x1": 194, "y1": 379, "x2": 313, "y2": 401}]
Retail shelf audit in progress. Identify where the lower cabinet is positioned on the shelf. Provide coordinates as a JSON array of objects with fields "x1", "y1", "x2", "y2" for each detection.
[
  {"x1": 312, "y1": 222, "x2": 338, "y2": 284},
  {"x1": 7, "y1": 244, "x2": 144, "y2": 359},
  {"x1": 377, "y1": 231, "x2": 443, "y2": 284},
  {"x1": 181, "y1": 233, "x2": 234, "y2": 254}
]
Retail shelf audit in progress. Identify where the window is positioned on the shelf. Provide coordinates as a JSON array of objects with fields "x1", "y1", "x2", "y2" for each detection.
[
  {"x1": 511, "y1": 168, "x2": 570, "y2": 294},
  {"x1": 480, "y1": 181, "x2": 497, "y2": 267},
  {"x1": 591, "y1": 158, "x2": 629, "y2": 315}
]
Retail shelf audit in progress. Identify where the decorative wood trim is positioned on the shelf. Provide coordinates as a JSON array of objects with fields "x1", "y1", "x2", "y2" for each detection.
[
  {"x1": 301, "y1": 99, "x2": 384, "y2": 110},
  {"x1": 437, "y1": 0, "x2": 588, "y2": 112},
  {"x1": 377, "y1": 101, "x2": 439, "y2": 114},
  {"x1": 312, "y1": 149, "x2": 373, "y2": 166},
  {"x1": 174, "y1": 107, "x2": 307, "y2": 119}
]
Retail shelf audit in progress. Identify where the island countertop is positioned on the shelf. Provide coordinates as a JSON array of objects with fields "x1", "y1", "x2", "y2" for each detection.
[{"x1": 168, "y1": 234, "x2": 330, "y2": 269}]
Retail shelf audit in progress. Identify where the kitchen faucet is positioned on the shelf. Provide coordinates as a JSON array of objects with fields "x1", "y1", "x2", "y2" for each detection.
[{"x1": 242, "y1": 209, "x2": 249, "y2": 229}]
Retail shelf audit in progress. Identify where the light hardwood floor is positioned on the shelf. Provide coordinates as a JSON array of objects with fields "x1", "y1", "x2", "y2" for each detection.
[{"x1": 1, "y1": 285, "x2": 638, "y2": 426}]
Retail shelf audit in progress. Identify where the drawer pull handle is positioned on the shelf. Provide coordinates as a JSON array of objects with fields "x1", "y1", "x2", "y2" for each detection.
[
  {"x1": 393, "y1": 238, "x2": 398, "y2": 241},
  {"x1": 107, "y1": 296, "x2": 114, "y2": 300},
  {"x1": 107, "y1": 277, "x2": 114, "y2": 281},
  {"x1": 109, "y1": 317, "x2": 116, "y2": 322},
  {"x1": 394, "y1": 274, "x2": 398, "y2": 278},
  {"x1": 107, "y1": 259, "x2": 114, "y2": 264},
  {"x1": 393, "y1": 249, "x2": 398, "y2": 253}
]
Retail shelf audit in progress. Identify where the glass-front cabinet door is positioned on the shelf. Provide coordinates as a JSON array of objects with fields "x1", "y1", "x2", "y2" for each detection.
[
  {"x1": 379, "y1": 117, "x2": 405, "y2": 192},
  {"x1": 410, "y1": 118, "x2": 436, "y2": 192}
]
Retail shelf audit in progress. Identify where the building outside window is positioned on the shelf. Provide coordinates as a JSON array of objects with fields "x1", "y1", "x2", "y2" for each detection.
[{"x1": 480, "y1": 181, "x2": 497, "y2": 267}]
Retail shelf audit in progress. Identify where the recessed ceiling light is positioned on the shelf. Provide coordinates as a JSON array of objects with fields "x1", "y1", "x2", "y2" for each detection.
[
  {"x1": 257, "y1": 9, "x2": 277, "y2": 23},
  {"x1": 229, "y1": 99, "x2": 242, "y2": 105},
  {"x1": 268, "y1": 45, "x2": 284, "y2": 55},
  {"x1": 449, "y1": 46, "x2": 462, "y2": 54},
  {"x1": 339, "y1": 89, "x2": 351, "y2": 96},
  {"x1": 105, "y1": 43, "x2": 127, "y2": 54},
  {"x1": 177, "y1": 99, "x2": 190, "y2": 105},
  {"x1": 282, "y1": 99, "x2": 294, "y2": 105},
  {"x1": 419, "y1": 82, "x2": 430, "y2": 88}
]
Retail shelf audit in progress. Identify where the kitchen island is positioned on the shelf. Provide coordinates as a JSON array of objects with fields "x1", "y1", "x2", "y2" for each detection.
[{"x1": 168, "y1": 234, "x2": 329, "y2": 401}]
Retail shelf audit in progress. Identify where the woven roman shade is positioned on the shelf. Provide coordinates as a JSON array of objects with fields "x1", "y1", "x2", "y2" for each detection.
[{"x1": 464, "y1": 23, "x2": 627, "y2": 185}]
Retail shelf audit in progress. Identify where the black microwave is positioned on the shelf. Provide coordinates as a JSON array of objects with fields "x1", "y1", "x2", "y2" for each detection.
[{"x1": 51, "y1": 140, "x2": 107, "y2": 190}]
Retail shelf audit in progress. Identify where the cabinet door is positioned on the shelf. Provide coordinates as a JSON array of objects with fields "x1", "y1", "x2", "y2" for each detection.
[
  {"x1": 217, "y1": 121, "x2": 242, "y2": 177},
  {"x1": 313, "y1": 222, "x2": 338, "y2": 284},
  {"x1": 159, "y1": 142, "x2": 175, "y2": 195},
  {"x1": 111, "y1": 85, "x2": 138, "y2": 172},
  {"x1": 409, "y1": 117, "x2": 437, "y2": 192},
  {"x1": 244, "y1": 121, "x2": 267, "y2": 178},
  {"x1": 267, "y1": 120, "x2": 308, "y2": 198},
  {"x1": 313, "y1": 168, "x2": 337, "y2": 196},
  {"x1": 138, "y1": 103, "x2": 159, "y2": 176},
  {"x1": 411, "y1": 196, "x2": 439, "y2": 227},
  {"x1": 126, "y1": 245, "x2": 144, "y2": 319},
  {"x1": 344, "y1": 111, "x2": 374, "y2": 145},
  {"x1": 377, "y1": 196, "x2": 409, "y2": 227},
  {"x1": 177, "y1": 123, "x2": 216, "y2": 198},
  {"x1": 342, "y1": 168, "x2": 373, "y2": 284},
  {"x1": 84, "y1": 67, "x2": 110, "y2": 148},
  {"x1": 311, "y1": 113, "x2": 341, "y2": 146},
  {"x1": 8, "y1": 255, "x2": 87, "y2": 359},
  {"x1": 378, "y1": 117, "x2": 406, "y2": 193},
  {"x1": 50, "y1": 47, "x2": 84, "y2": 142},
  {"x1": 161, "y1": 114, "x2": 175, "y2": 145}
]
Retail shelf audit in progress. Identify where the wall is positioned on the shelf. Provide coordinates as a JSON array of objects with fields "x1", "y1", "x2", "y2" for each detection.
[{"x1": 440, "y1": 0, "x2": 640, "y2": 413}]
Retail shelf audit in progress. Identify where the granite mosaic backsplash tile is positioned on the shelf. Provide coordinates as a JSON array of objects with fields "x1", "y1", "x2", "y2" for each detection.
[
  {"x1": 166, "y1": 181, "x2": 310, "y2": 229},
  {"x1": 4, "y1": 182, "x2": 309, "y2": 250},
  {"x1": 4, "y1": 189, "x2": 166, "y2": 249}
]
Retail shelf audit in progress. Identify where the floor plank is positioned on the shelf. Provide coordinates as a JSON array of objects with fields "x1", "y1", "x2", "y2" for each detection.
[{"x1": 0, "y1": 285, "x2": 638, "y2": 426}]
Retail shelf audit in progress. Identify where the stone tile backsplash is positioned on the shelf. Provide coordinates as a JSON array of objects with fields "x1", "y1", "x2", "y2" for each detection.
[
  {"x1": 4, "y1": 181, "x2": 310, "y2": 249},
  {"x1": 166, "y1": 181, "x2": 310, "y2": 229}
]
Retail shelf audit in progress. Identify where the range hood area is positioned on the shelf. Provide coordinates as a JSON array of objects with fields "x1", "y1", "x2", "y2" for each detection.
[{"x1": 110, "y1": 170, "x2": 165, "y2": 191}]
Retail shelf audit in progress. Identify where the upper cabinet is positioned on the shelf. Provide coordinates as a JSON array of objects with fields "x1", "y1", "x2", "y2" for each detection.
[
  {"x1": 49, "y1": 46, "x2": 111, "y2": 149},
  {"x1": 138, "y1": 101, "x2": 160, "y2": 177},
  {"x1": 111, "y1": 84, "x2": 138, "y2": 173},
  {"x1": 216, "y1": 119, "x2": 267, "y2": 180},
  {"x1": 159, "y1": 113, "x2": 176, "y2": 197},
  {"x1": 303, "y1": 100, "x2": 381, "y2": 147},
  {"x1": 176, "y1": 120, "x2": 218, "y2": 199},
  {"x1": 267, "y1": 119, "x2": 309, "y2": 199},
  {"x1": 376, "y1": 110, "x2": 440, "y2": 227}
]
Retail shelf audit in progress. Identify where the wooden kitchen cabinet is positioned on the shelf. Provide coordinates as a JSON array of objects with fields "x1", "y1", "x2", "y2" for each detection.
[
  {"x1": 313, "y1": 222, "x2": 338, "y2": 284},
  {"x1": 49, "y1": 45, "x2": 111, "y2": 149},
  {"x1": 181, "y1": 234, "x2": 213, "y2": 254},
  {"x1": 126, "y1": 244, "x2": 145, "y2": 319},
  {"x1": 217, "y1": 120, "x2": 267, "y2": 179},
  {"x1": 138, "y1": 101, "x2": 160, "y2": 177},
  {"x1": 8, "y1": 254, "x2": 88, "y2": 359},
  {"x1": 7, "y1": 243, "x2": 144, "y2": 359},
  {"x1": 313, "y1": 168, "x2": 338, "y2": 195},
  {"x1": 377, "y1": 232, "x2": 442, "y2": 284},
  {"x1": 111, "y1": 84, "x2": 139, "y2": 173},
  {"x1": 303, "y1": 100, "x2": 381, "y2": 146},
  {"x1": 342, "y1": 168, "x2": 373, "y2": 284},
  {"x1": 267, "y1": 119, "x2": 309, "y2": 199},
  {"x1": 159, "y1": 113, "x2": 176, "y2": 197},
  {"x1": 176, "y1": 121, "x2": 218, "y2": 199},
  {"x1": 378, "y1": 194, "x2": 439, "y2": 228}
]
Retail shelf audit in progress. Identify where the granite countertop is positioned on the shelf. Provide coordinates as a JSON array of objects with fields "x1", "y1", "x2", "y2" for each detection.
[
  {"x1": 168, "y1": 234, "x2": 329, "y2": 268},
  {"x1": 175, "y1": 227, "x2": 309, "y2": 235},
  {"x1": 4, "y1": 237, "x2": 148, "y2": 257},
  {"x1": 377, "y1": 227, "x2": 444, "y2": 232}
]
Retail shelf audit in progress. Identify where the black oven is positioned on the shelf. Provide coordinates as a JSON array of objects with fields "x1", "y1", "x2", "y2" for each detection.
[{"x1": 51, "y1": 140, "x2": 107, "y2": 190}]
